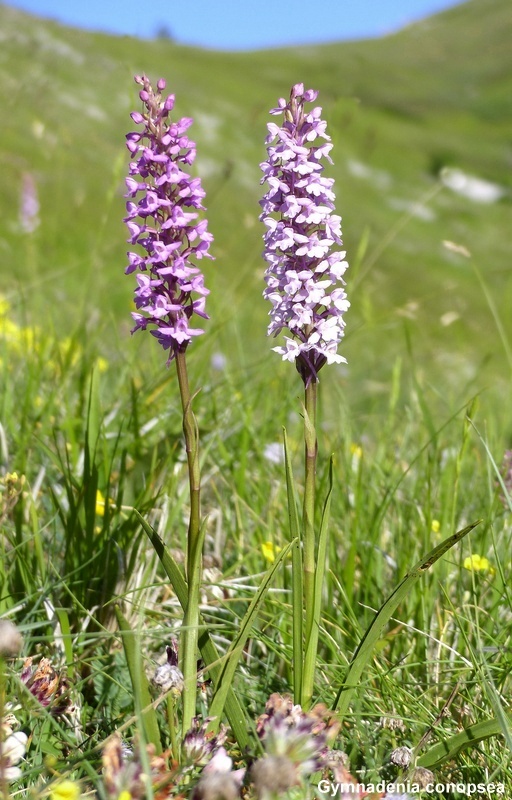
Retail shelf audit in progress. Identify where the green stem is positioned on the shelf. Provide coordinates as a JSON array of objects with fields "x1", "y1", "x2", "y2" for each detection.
[
  {"x1": 302, "y1": 379, "x2": 318, "y2": 709},
  {"x1": 175, "y1": 350, "x2": 202, "y2": 734},
  {"x1": 167, "y1": 693, "x2": 179, "y2": 764}
]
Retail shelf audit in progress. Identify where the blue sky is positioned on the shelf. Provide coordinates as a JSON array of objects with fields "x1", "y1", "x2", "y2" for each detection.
[{"x1": 6, "y1": 0, "x2": 465, "y2": 49}]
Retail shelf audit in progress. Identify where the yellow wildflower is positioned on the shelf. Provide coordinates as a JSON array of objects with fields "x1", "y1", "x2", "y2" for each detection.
[
  {"x1": 350, "y1": 443, "x2": 363, "y2": 459},
  {"x1": 0, "y1": 316, "x2": 41, "y2": 354},
  {"x1": 58, "y1": 337, "x2": 82, "y2": 367},
  {"x1": 49, "y1": 780, "x2": 82, "y2": 800},
  {"x1": 95, "y1": 490, "x2": 114, "y2": 517},
  {"x1": 463, "y1": 554, "x2": 495, "y2": 575},
  {"x1": 261, "y1": 541, "x2": 282, "y2": 563},
  {"x1": 0, "y1": 317, "x2": 21, "y2": 340},
  {"x1": 431, "y1": 519, "x2": 440, "y2": 533},
  {"x1": 96, "y1": 356, "x2": 109, "y2": 373}
]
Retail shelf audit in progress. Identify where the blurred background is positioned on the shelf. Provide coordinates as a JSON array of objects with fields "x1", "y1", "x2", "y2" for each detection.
[{"x1": 0, "y1": 0, "x2": 511, "y2": 430}]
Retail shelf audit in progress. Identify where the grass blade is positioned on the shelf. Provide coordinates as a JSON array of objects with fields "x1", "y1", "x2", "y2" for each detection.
[
  {"x1": 333, "y1": 520, "x2": 481, "y2": 715},
  {"x1": 86, "y1": 368, "x2": 101, "y2": 463},
  {"x1": 302, "y1": 454, "x2": 334, "y2": 708},
  {"x1": 283, "y1": 427, "x2": 303, "y2": 704},
  {"x1": 115, "y1": 605, "x2": 162, "y2": 753},
  {"x1": 207, "y1": 539, "x2": 295, "y2": 727},
  {"x1": 54, "y1": 606, "x2": 74, "y2": 679}
]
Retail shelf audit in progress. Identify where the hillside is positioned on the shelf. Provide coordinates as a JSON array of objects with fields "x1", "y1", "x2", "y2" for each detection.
[{"x1": 0, "y1": 0, "x2": 511, "y2": 422}]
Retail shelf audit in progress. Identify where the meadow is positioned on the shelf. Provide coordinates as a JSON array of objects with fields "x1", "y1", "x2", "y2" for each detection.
[{"x1": 0, "y1": 0, "x2": 511, "y2": 797}]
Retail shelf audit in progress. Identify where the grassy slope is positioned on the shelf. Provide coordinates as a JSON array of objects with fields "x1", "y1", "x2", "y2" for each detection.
[{"x1": 0, "y1": 0, "x2": 511, "y2": 430}]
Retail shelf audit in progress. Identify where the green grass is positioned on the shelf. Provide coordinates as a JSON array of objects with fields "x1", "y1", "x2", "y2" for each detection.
[
  {"x1": 0, "y1": 0, "x2": 512, "y2": 796},
  {"x1": 2, "y1": 302, "x2": 511, "y2": 796}
]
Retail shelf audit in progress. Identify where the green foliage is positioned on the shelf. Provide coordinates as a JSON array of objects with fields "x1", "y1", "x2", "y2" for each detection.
[
  {"x1": 334, "y1": 520, "x2": 482, "y2": 716},
  {"x1": 0, "y1": 0, "x2": 511, "y2": 795}
]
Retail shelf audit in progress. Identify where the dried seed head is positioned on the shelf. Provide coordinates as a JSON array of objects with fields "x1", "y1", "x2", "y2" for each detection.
[
  {"x1": 409, "y1": 766, "x2": 435, "y2": 788},
  {"x1": 380, "y1": 716, "x2": 406, "y2": 732},
  {"x1": 390, "y1": 746, "x2": 413, "y2": 768},
  {"x1": 152, "y1": 663, "x2": 184, "y2": 696}
]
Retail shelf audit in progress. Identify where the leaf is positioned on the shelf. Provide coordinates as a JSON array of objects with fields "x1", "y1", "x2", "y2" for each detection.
[
  {"x1": 418, "y1": 716, "x2": 511, "y2": 768},
  {"x1": 207, "y1": 539, "x2": 295, "y2": 726},
  {"x1": 91, "y1": 650, "x2": 132, "y2": 717},
  {"x1": 333, "y1": 520, "x2": 481, "y2": 714}
]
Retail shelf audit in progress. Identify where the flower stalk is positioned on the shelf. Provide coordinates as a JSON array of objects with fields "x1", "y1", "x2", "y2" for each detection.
[
  {"x1": 301, "y1": 380, "x2": 318, "y2": 708},
  {"x1": 260, "y1": 83, "x2": 349, "y2": 707},
  {"x1": 175, "y1": 350, "x2": 204, "y2": 732},
  {"x1": 125, "y1": 75, "x2": 213, "y2": 735}
]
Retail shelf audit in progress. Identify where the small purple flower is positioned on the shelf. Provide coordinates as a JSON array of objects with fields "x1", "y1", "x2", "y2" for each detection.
[
  {"x1": 260, "y1": 83, "x2": 349, "y2": 386},
  {"x1": 252, "y1": 693, "x2": 340, "y2": 796},
  {"x1": 124, "y1": 75, "x2": 214, "y2": 363},
  {"x1": 182, "y1": 716, "x2": 227, "y2": 767},
  {"x1": 19, "y1": 172, "x2": 40, "y2": 234},
  {"x1": 152, "y1": 640, "x2": 184, "y2": 696}
]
